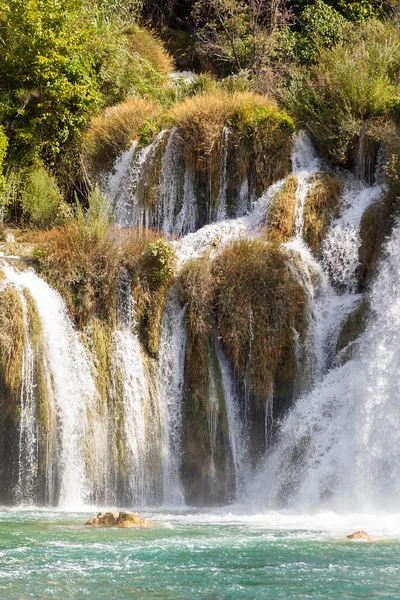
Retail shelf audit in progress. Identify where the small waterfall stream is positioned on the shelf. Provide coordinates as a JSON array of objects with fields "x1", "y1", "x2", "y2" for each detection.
[{"x1": 2, "y1": 265, "x2": 102, "y2": 508}]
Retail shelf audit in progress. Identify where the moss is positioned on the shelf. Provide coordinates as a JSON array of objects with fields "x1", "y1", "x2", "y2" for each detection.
[
  {"x1": 181, "y1": 342, "x2": 213, "y2": 505},
  {"x1": 169, "y1": 92, "x2": 294, "y2": 195},
  {"x1": 86, "y1": 318, "x2": 113, "y2": 411},
  {"x1": 336, "y1": 298, "x2": 369, "y2": 355},
  {"x1": 303, "y1": 174, "x2": 341, "y2": 256},
  {"x1": 267, "y1": 175, "x2": 298, "y2": 242},
  {"x1": 358, "y1": 198, "x2": 392, "y2": 290},
  {"x1": 212, "y1": 240, "x2": 306, "y2": 405},
  {"x1": 177, "y1": 255, "x2": 215, "y2": 371},
  {"x1": 0, "y1": 287, "x2": 26, "y2": 419}
]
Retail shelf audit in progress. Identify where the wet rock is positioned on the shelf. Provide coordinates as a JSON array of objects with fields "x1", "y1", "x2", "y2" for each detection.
[
  {"x1": 85, "y1": 511, "x2": 155, "y2": 528},
  {"x1": 345, "y1": 530, "x2": 373, "y2": 541}
]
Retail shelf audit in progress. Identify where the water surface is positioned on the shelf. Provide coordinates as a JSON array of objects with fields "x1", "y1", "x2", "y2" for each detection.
[{"x1": 0, "y1": 508, "x2": 399, "y2": 599}]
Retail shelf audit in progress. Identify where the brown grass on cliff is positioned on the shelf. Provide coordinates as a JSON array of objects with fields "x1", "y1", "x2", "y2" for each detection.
[
  {"x1": 212, "y1": 239, "x2": 306, "y2": 401},
  {"x1": 82, "y1": 97, "x2": 162, "y2": 175},
  {"x1": 267, "y1": 175, "x2": 298, "y2": 242},
  {"x1": 0, "y1": 286, "x2": 26, "y2": 415},
  {"x1": 303, "y1": 174, "x2": 341, "y2": 256}
]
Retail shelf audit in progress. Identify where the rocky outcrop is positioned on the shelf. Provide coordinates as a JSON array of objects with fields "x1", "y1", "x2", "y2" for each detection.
[
  {"x1": 345, "y1": 530, "x2": 373, "y2": 541},
  {"x1": 85, "y1": 511, "x2": 155, "y2": 528}
]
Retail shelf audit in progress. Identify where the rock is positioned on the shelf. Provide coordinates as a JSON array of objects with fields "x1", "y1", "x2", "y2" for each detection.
[
  {"x1": 85, "y1": 511, "x2": 155, "y2": 528},
  {"x1": 345, "y1": 530, "x2": 373, "y2": 541}
]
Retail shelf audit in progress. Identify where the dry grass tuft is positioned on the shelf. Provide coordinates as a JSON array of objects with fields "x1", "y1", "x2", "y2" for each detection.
[
  {"x1": 177, "y1": 239, "x2": 306, "y2": 404},
  {"x1": 212, "y1": 239, "x2": 306, "y2": 401},
  {"x1": 82, "y1": 97, "x2": 162, "y2": 175},
  {"x1": 303, "y1": 174, "x2": 342, "y2": 256},
  {"x1": 267, "y1": 176, "x2": 298, "y2": 242},
  {"x1": 0, "y1": 287, "x2": 26, "y2": 415},
  {"x1": 169, "y1": 91, "x2": 294, "y2": 188},
  {"x1": 31, "y1": 219, "x2": 176, "y2": 355},
  {"x1": 177, "y1": 255, "x2": 215, "y2": 369},
  {"x1": 126, "y1": 25, "x2": 174, "y2": 75}
]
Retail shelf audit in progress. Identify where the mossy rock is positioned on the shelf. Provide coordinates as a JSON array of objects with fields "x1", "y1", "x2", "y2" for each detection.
[
  {"x1": 336, "y1": 298, "x2": 369, "y2": 364},
  {"x1": 303, "y1": 174, "x2": 341, "y2": 256},
  {"x1": 0, "y1": 286, "x2": 26, "y2": 419},
  {"x1": 86, "y1": 511, "x2": 155, "y2": 528},
  {"x1": 358, "y1": 198, "x2": 391, "y2": 290}
]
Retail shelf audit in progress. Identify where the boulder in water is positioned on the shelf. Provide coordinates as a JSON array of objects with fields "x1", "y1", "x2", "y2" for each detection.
[
  {"x1": 345, "y1": 530, "x2": 373, "y2": 541},
  {"x1": 85, "y1": 511, "x2": 155, "y2": 528}
]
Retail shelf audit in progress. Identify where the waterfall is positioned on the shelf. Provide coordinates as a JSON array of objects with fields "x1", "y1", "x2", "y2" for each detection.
[
  {"x1": 215, "y1": 341, "x2": 247, "y2": 498},
  {"x1": 157, "y1": 289, "x2": 187, "y2": 505},
  {"x1": 2, "y1": 264, "x2": 102, "y2": 508},
  {"x1": 252, "y1": 219, "x2": 400, "y2": 510},
  {"x1": 113, "y1": 268, "x2": 161, "y2": 506},
  {"x1": 115, "y1": 131, "x2": 167, "y2": 230},
  {"x1": 104, "y1": 142, "x2": 137, "y2": 205},
  {"x1": 17, "y1": 296, "x2": 38, "y2": 505}
]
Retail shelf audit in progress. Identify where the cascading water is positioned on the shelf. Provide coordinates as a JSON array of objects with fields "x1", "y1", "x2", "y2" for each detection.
[
  {"x1": 2, "y1": 264, "x2": 102, "y2": 508},
  {"x1": 252, "y1": 219, "x2": 400, "y2": 510},
  {"x1": 16, "y1": 296, "x2": 38, "y2": 505},
  {"x1": 157, "y1": 289, "x2": 187, "y2": 505},
  {"x1": 112, "y1": 268, "x2": 162, "y2": 506},
  {"x1": 115, "y1": 131, "x2": 167, "y2": 230}
]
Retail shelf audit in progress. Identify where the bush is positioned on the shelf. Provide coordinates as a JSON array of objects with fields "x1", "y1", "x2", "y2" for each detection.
[
  {"x1": 285, "y1": 19, "x2": 400, "y2": 165},
  {"x1": 177, "y1": 239, "x2": 307, "y2": 403},
  {"x1": 212, "y1": 239, "x2": 306, "y2": 400},
  {"x1": 21, "y1": 165, "x2": 69, "y2": 228},
  {"x1": 31, "y1": 206, "x2": 176, "y2": 348}
]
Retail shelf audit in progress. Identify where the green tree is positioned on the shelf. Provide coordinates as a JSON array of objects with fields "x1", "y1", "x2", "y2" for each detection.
[{"x1": 0, "y1": 0, "x2": 141, "y2": 164}]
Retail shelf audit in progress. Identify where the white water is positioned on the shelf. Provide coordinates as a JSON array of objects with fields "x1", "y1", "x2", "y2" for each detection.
[
  {"x1": 2, "y1": 264, "x2": 101, "y2": 508},
  {"x1": 251, "y1": 148, "x2": 395, "y2": 512},
  {"x1": 215, "y1": 341, "x2": 247, "y2": 497},
  {"x1": 157, "y1": 289, "x2": 187, "y2": 505},
  {"x1": 112, "y1": 268, "x2": 160, "y2": 505},
  {"x1": 115, "y1": 131, "x2": 167, "y2": 229},
  {"x1": 17, "y1": 295, "x2": 38, "y2": 505}
]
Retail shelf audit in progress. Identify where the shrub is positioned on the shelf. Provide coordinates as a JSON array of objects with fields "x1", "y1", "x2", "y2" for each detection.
[
  {"x1": 169, "y1": 91, "x2": 294, "y2": 188},
  {"x1": 285, "y1": 20, "x2": 400, "y2": 165},
  {"x1": 276, "y1": 0, "x2": 347, "y2": 66},
  {"x1": 31, "y1": 208, "x2": 176, "y2": 352},
  {"x1": 20, "y1": 165, "x2": 68, "y2": 228},
  {"x1": 82, "y1": 97, "x2": 163, "y2": 175},
  {"x1": 178, "y1": 239, "x2": 307, "y2": 404},
  {"x1": 303, "y1": 174, "x2": 341, "y2": 256}
]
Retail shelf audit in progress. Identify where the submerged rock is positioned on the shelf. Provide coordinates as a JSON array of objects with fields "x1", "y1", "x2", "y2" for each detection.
[
  {"x1": 345, "y1": 530, "x2": 373, "y2": 541},
  {"x1": 85, "y1": 511, "x2": 155, "y2": 528}
]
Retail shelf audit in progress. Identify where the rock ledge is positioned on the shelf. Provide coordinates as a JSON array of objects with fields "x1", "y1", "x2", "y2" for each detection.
[{"x1": 86, "y1": 511, "x2": 155, "y2": 528}]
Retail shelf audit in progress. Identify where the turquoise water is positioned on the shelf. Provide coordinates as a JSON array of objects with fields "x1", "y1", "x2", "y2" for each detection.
[{"x1": 0, "y1": 508, "x2": 399, "y2": 599}]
